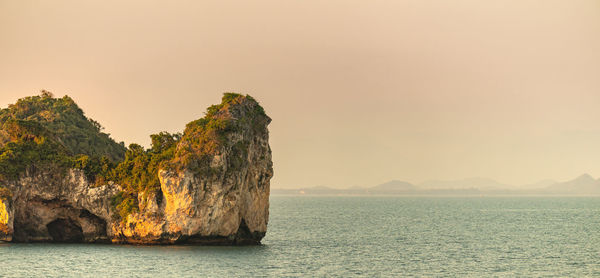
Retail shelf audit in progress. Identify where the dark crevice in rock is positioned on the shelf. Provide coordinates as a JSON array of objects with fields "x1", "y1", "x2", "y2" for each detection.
[
  {"x1": 46, "y1": 218, "x2": 83, "y2": 242},
  {"x1": 159, "y1": 220, "x2": 264, "y2": 246},
  {"x1": 79, "y1": 209, "x2": 108, "y2": 239},
  {"x1": 12, "y1": 219, "x2": 36, "y2": 243},
  {"x1": 154, "y1": 190, "x2": 163, "y2": 207},
  {"x1": 235, "y1": 218, "x2": 252, "y2": 240},
  {"x1": 40, "y1": 198, "x2": 61, "y2": 205},
  {"x1": 233, "y1": 218, "x2": 265, "y2": 245}
]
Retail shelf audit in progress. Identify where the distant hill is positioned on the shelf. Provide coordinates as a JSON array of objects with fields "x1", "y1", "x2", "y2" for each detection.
[
  {"x1": 369, "y1": 180, "x2": 415, "y2": 192},
  {"x1": 545, "y1": 174, "x2": 600, "y2": 194},
  {"x1": 299, "y1": 186, "x2": 340, "y2": 194},
  {"x1": 519, "y1": 179, "x2": 558, "y2": 189},
  {"x1": 418, "y1": 177, "x2": 507, "y2": 190},
  {"x1": 272, "y1": 174, "x2": 600, "y2": 196}
]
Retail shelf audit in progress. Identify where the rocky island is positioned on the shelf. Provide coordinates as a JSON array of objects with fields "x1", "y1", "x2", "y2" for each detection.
[{"x1": 0, "y1": 91, "x2": 272, "y2": 245}]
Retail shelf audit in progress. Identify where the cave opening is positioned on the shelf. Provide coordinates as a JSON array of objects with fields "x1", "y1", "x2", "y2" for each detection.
[
  {"x1": 232, "y1": 218, "x2": 263, "y2": 245},
  {"x1": 46, "y1": 218, "x2": 84, "y2": 243}
]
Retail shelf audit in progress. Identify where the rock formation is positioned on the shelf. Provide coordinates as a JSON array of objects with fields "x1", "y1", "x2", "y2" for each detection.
[
  {"x1": 0, "y1": 190, "x2": 13, "y2": 241},
  {"x1": 0, "y1": 93, "x2": 272, "y2": 244}
]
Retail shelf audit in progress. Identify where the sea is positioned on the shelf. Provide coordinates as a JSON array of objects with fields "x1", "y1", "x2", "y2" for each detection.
[{"x1": 1, "y1": 196, "x2": 599, "y2": 277}]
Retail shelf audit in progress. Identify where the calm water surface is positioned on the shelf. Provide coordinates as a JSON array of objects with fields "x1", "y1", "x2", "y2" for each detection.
[{"x1": 1, "y1": 196, "x2": 600, "y2": 277}]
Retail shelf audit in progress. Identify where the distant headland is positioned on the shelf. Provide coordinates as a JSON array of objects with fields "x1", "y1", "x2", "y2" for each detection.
[{"x1": 273, "y1": 174, "x2": 600, "y2": 196}]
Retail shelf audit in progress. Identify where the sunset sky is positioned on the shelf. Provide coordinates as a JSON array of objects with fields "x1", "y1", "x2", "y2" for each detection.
[{"x1": 1, "y1": 0, "x2": 599, "y2": 188}]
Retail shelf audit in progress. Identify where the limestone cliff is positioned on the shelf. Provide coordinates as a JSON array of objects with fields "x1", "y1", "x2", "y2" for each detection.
[
  {"x1": 0, "y1": 93, "x2": 272, "y2": 245},
  {"x1": 0, "y1": 189, "x2": 13, "y2": 241},
  {"x1": 111, "y1": 94, "x2": 273, "y2": 244},
  {"x1": 4, "y1": 169, "x2": 119, "y2": 242}
]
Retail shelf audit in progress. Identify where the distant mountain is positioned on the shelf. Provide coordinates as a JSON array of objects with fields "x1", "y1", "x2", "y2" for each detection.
[
  {"x1": 418, "y1": 177, "x2": 507, "y2": 190},
  {"x1": 369, "y1": 180, "x2": 415, "y2": 192},
  {"x1": 300, "y1": 186, "x2": 340, "y2": 194},
  {"x1": 519, "y1": 179, "x2": 558, "y2": 189},
  {"x1": 270, "y1": 186, "x2": 367, "y2": 195},
  {"x1": 545, "y1": 174, "x2": 600, "y2": 194},
  {"x1": 271, "y1": 174, "x2": 600, "y2": 196}
]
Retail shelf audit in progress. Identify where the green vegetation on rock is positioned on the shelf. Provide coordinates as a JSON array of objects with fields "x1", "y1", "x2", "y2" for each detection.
[
  {"x1": 0, "y1": 91, "x2": 126, "y2": 162},
  {"x1": 0, "y1": 187, "x2": 12, "y2": 200},
  {"x1": 0, "y1": 91, "x2": 267, "y2": 222},
  {"x1": 0, "y1": 91, "x2": 128, "y2": 200},
  {"x1": 173, "y1": 93, "x2": 267, "y2": 175}
]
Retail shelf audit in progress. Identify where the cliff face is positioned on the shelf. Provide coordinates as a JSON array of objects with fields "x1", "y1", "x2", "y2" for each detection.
[
  {"x1": 113, "y1": 96, "x2": 273, "y2": 244},
  {"x1": 0, "y1": 94, "x2": 272, "y2": 245},
  {"x1": 4, "y1": 169, "x2": 119, "y2": 242},
  {"x1": 0, "y1": 194, "x2": 13, "y2": 242}
]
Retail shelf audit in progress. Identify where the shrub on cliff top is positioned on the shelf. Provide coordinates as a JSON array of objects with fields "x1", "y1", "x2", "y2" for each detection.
[
  {"x1": 173, "y1": 93, "x2": 265, "y2": 173},
  {"x1": 0, "y1": 187, "x2": 12, "y2": 200},
  {"x1": 0, "y1": 121, "x2": 73, "y2": 180},
  {"x1": 0, "y1": 91, "x2": 126, "y2": 161}
]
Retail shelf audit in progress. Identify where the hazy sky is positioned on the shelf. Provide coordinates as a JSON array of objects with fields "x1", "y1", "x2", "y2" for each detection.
[{"x1": 1, "y1": 0, "x2": 599, "y2": 188}]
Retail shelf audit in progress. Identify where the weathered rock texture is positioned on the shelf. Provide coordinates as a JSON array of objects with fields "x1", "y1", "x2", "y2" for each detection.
[
  {"x1": 0, "y1": 95, "x2": 272, "y2": 245},
  {"x1": 5, "y1": 169, "x2": 118, "y2": 243},
  {"x1": 0, "y1": 195, "x2": 13, "y2": 241}
]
